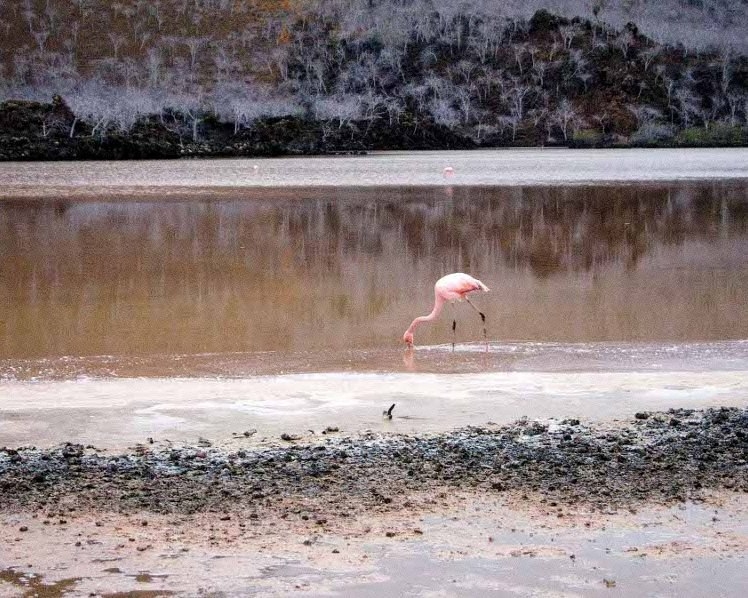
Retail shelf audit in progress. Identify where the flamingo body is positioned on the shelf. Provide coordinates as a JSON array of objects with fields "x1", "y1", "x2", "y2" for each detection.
[
  {"x1": 434, "y1": 272, "x2": 488, "y2": 301},
  {"x1": 403, "y1": 273, "x2": 489, "y2": 347}
]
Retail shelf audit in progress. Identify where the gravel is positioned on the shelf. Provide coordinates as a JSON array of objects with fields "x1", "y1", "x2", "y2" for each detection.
[{"x1": 1, "y1": 407, "x2": 746, "y2": 516}]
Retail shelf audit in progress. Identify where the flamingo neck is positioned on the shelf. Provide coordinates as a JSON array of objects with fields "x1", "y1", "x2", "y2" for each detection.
[{"x1": 406, "y1": 294, "x2": 445, "y2": 336}]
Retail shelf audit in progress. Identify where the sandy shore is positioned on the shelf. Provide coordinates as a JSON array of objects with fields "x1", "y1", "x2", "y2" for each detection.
[{"x1": 1, "y1": 407, "x2": 746, "y2": 596}]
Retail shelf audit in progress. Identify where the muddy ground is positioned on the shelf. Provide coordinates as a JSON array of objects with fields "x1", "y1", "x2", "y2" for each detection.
[
  {"x1": 2, "y1": 407, "x2": 746, "y2": 516},
  {"x1": 0, "y1": 407, "x2": 746, "y2": 596}
]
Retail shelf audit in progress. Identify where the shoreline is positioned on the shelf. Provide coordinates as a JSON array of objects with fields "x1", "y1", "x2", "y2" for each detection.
[
  {"x1": 1, "y1": 407, "x2": 746, "y2": 596},
  {"x1": 3, "y1": 407, "x2": 746, "y2": 515}
]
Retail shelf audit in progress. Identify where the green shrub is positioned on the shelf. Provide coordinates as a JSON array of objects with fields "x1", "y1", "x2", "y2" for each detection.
[
  {"x1": 676, "y1": 125, "x2": 746, "y2": 147},
  {"x1": 570, "y1": 128, "x2": 603, "y2": 147}
]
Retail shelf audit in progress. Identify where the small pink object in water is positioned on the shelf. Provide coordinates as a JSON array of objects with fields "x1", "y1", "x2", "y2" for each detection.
[
  {"x1": 443, "y1": 166, "x2": 455, "y2": 178},
  {"x1": 403, "y1": 272, "x2": 489, "y2": 351}
]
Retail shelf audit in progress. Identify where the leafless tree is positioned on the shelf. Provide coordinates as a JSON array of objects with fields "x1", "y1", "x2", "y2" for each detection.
[
  {"x1": 640, "y1": 47, "x2": 661, "y2": 71},
  {"x1": 449, "y1": 60, "x2": 477, "y2": 86},
  {"x1": 44, "y1": 2, "x2": 59, "y2": 34},
  {"x1": 718, "y1": 48, "x2": 733, "y2": 94},
  {"x1": 614, "y1": 30, "x2": 635, "y2": 59},
  {"x1": 593, "y1": 112, "x2": 609, "y2": 135},
  {"x1": 314, "y1": 95, "x2": 361, "y2": 129},
  {"x1": 499, "y1": 113, "x2": 521, "y2": 141},
  {"x1": 724, "y1": 92, "x2": 745, "y2": 125},
  {"x1": 551, "y1": 98, "x2": 583, "y2": 141},
  {"x1": 150, "y1": 1, "x2": 164, "y2": 31},
  {"x1": 628, "y1": 104, "x2": 661, "y2": 129},
  {"x1": 700, "y1": 95, "x2": 721, "y2": 130},
  {"x1": 558, "y1": 23, "x2": 582, "y2": 50},
  {"x1": 513, "y1": 43, "x2": 527, "y2": 75},
  {"x1": 184, "y1": 37, "x2": 211, "y2": 71},
  {"x1": 503, "y1": 79, "x2": 532, "y2": 121},
  {"x1": 532, "y1": 60, "x2": 548, "y2": 87},
  {"x1": 33, "y1": 28, "x2": 50, "y2": 53},
  {"x1": 67, "y1": 83, "x2": 115, "y2": 138},
  {"x1": 430, "y1": 97, "x2": 460, "y2": 128},
  {"x1": 146, "y1": 47, "x2": 162, "y2": 87},
  {"x1": 568, "y1": 49, "x2": 588, "y2": 82},
  {"x1": 673, "y1": 87, "x2": 699, "y2": 128},
  {"x1": 108, "y1": 33, "x2": 126, "y2": 60},
  {"x1": 23, "y1": 6, "x2": 35, "y2": 34}
]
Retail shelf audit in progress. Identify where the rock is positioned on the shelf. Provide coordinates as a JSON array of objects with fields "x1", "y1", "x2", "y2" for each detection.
[{"x1": 0, "y1": 408, "x2": 745, "y2": 519}]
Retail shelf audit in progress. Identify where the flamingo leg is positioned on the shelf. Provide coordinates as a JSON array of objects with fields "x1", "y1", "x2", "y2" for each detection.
[
  {"x1": 464, "y1": 297, "x2": 488, "y2": 350},
  {"x1": 450, "y1": 302, "x2": 457, "y2": 352}
]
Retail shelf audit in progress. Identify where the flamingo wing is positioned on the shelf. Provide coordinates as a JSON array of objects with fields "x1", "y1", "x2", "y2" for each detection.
[{"x1": 436, "y1": 273, "x2": 489, "y2": 300}]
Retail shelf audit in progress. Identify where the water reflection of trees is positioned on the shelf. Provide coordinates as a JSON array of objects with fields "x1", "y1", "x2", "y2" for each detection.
[
  {"x1": 1, "y1": 182, "x2": 747, "y2": 356},
  {"x1": 277, "y1": 183, "x2": 748, "y2": 277},
  {"x1": 4, "y1": 183, "x2": 745, "y2": 279}
]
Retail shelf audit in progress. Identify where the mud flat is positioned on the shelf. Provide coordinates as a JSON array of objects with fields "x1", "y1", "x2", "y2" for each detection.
[{"x1": 1, "y1": 407, "x2": 746, "y2": 596}]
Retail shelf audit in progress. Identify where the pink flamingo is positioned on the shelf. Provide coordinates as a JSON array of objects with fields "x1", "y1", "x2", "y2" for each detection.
[{"x1": 403, "y1": 273, "x2": 490, "y2": 350}]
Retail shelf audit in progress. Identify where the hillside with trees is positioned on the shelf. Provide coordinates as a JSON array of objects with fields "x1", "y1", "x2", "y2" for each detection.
[{"x1": 1, "y1": 0, "x2": 747, "y2": 159}]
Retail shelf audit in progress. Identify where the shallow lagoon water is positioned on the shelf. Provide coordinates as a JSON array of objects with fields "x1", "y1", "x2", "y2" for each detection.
[
  {"x1": 2, "y1": 182, "x2": 748, "y2": 361},
  {"x1": 1, "y1": 350, "x2": 747, "y2": 449}
]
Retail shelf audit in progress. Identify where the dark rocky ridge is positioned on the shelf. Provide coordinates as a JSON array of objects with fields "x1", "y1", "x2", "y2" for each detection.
[
  {"x1": 1, "y1": 407, "x2": 746, "y2": 516},
  {"x1": 0, "y1": 98, "x2": 471, "y2": 160}
]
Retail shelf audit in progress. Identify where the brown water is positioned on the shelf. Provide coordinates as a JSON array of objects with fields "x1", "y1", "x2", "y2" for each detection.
[{"x1": 1, "y1": 182, "x2": 747, "y2": 365}]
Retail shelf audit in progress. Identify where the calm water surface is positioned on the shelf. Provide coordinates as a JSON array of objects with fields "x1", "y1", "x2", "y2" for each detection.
[
  {"x1": 2, "y1": 183, "x2": 748, "y2": 366},
  {"x1": 0, "y1": 183, "x2": 748, "y2": 359}
]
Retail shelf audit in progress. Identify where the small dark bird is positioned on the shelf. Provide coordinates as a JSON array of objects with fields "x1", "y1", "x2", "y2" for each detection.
[{"x1": 383, "y1": 404, "x2": 396, "y2": 420}]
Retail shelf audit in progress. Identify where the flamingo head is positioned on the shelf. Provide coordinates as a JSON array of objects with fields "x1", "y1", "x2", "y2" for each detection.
[{"x1": 403, "y1": 331, "x2": 414, "y2": 347}]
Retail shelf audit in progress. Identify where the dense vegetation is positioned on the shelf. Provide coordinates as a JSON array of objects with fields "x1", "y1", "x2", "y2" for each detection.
[{"x1": 1, "y1": 0, "x2": 747, "y2": 158}]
